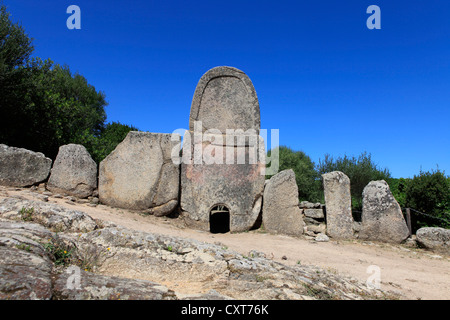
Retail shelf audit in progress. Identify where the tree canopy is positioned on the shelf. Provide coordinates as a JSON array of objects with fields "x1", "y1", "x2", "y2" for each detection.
[
  {"x1": 266, "y1": 146, "x2": 322, "y2": 202},
  {"x1": 0, "y1": 3, "x2": 136, "y2": 163}
]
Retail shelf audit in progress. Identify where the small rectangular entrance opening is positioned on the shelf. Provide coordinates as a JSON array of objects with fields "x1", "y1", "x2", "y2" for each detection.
[{"x1": 209, "y1": 205, "x2": 230, "y2": 233}]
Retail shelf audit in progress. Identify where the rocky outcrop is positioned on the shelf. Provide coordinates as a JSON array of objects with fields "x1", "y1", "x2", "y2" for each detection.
[
  {"x1": 53, "y1": 268, "x2": 177, "y2": 300},
  {"x1": 99, "y1": 131, "x2": 180, "y2": 216},
  {"x1": 0, "y1": 246, "x2": 53, "y2": 300},
  {"x1": 416, "y1": 227, "x2": 450, "y2": 254},
  {"x1": 72, "y1": 225, "x2": 390, "y2": 300},
  {"x1": 47, "y1": 144, "x2": 97, "y2": 198},
  {"x1": 0, "y1": 198, "x2": 98, "y2": 232},
  {"x1": 0, "y1": 144, "x2": 52, "y2": 187},
  {"x1": 0, "y1": 194, "x2": 396, "y2": 300},
  {"x1": 359, "y1": 180, "x2": 410, "y2": 243},
  {"x1": 0, "y1": 220, "x2": 54, "y2": 300},
  {"x1": 262, "y1": 169, "x2": 304, "y2": 236},
  {"x1": 322, "y1": 171, "x2": 354, "y2": 239}
]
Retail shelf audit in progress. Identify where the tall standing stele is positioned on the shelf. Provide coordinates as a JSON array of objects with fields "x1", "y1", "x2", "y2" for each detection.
[
  {"x1": 180, "y1": 66, "x2": 266, "y2": 232},
  {"x1": 322, "y1": 171, "x2": 354, "y2": 239}
]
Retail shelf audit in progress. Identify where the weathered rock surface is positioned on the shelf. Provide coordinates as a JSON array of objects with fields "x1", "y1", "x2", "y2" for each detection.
[
  {"x1": 189, "y1": 66, "x2": 260, "y2": 134},
  {"x1": 304, "y1": 208, "x2": 325, "y2": 219},
  {"x1": 322, "y1": 171, "x2": 354, "y2": 239},
  {"x1": 0, "y1": 219, "x2": 54, "y2": 300},
  {"x1": 0, "y1": 194, "x2": 398, "y2": 300},
  {"x1": 99, "y1": 131, "x2": 180, "y2": 215},
  {"x1": 315, "y1": 233, "x2": 330, "y2": 242},
  {"x1": 307, "y1": 224, "x2": 326, "y2": 234},
  {"x1": 416, "y1": 227, "x2": 450, "y2": 254},
  {"x1": 299, "y1": 201, "x2": 323, "y2": 209},
  {"x1": 181, "y1": 66, "x2": 265, "y2": 232},
  {"x1": 359, "y1": 180, "x2": 410, "y2": 244},
  {"x1": 0, "y1": 246, "x2": 53, "y2": 300},
  {"x1": 0, "y1": 198, "x2": 98, "y2": 232},
  {"x1": 53, "y1": 268, "x2": 177, "y2": 300},
  {"x1": 47, "y1": 144, "x2": 97, "y2": 198},
  {"x1": 72, "y1": 225, "x2": 390, "y2": 300},
  {"x1": 0, "y1": 144, "x2": 52, "y2": 187},
  {"x1": 262, "y1": 169, "x2": 304, "y2": 236}
]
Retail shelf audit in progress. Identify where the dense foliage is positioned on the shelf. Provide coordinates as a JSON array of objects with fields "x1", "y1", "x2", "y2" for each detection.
[
  {"x1": 0, "y1": 3, "x2": 136, "y2": 163},
  {"x1": 316, "y1": 152, "x2": 391, "y2": 210},
  {"x1": 78, "y1": 121, "x2": 138, "y2": 164},
  {"x1": 266, "y1": 146, "x2": 322, "y2": 202}
]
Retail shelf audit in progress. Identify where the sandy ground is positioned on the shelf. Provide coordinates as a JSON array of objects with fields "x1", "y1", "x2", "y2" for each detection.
[{"x1": 2, "y1": 188, "x2": 449, "y2": 300}]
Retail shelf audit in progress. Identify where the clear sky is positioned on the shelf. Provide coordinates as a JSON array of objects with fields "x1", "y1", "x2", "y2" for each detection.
[{"x1": 4, "y1": 0, "x2": 449, "y2": 178}]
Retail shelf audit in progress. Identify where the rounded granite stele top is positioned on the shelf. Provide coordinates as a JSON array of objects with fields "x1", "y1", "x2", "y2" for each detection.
[{"x1": 189, "y1": 66, "x2": 261, "y2": 134}]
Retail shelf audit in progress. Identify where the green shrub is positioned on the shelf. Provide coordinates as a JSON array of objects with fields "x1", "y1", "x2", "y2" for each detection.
[
  {"x1": 77, "y1": 121, "x2": 138, "y2": 163},
  {"x1": 387, "y1": 177, "x2": 411, "y2": 208},
  {"x1": 317, "y1": 152, "x2": 391, "y2": 210},
  {"x1": 405, "y1": 168, "x2": 450, "y2": 228},
  {"x1": 266, "y1": 146, "x2": 322, "y2": 202},
  {"x1": 43, "y1": 238, "x2": 74, "y2": 266}
]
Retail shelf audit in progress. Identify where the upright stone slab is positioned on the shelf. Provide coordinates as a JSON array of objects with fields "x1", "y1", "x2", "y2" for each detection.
[
  {"x1": 99, "y1": 131, "x2": 180, "y2": 216},
  {"x1": 0, "y1": 144, "x2": 52, "y2": 187},
  {"x1": 181, "y1": 66, "x2": 265, "y2": 232},
  {"x1": 359, "y1": 180, "x2": 409, "y2": 243},
  {"x1": 47, "y1": 144, "x2": 97, "y2": 198},
  {"x1": 262, "y1": 169, "x2": 304, "y2": 236},
  {"x1": 322, "y1": 171, "x2": 354, "y2": 239},
  {"x1": 189, "y1": 66, "x2": 261, "y2": 134}
]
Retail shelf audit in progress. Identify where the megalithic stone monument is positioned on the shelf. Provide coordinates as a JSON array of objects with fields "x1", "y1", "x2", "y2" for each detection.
[{"x1": 180, "y1": 66, "x2": 266, "y2": 233}]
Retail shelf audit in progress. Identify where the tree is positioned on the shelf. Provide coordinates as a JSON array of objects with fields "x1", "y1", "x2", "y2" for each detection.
[
  {"x1": 0, "y1": 2, "x2": 35, "y2": 147},
  {"x1": 0, "y1": 3, "x2": 33, "y2": 72},
  {"x1": 1, "y1": 58, "x2": 108, "y2": 159},
  {"x1": 0, "y1": 3, "x2": 109, "y2": 160},
  {"x1": 387, "y1": 177, "x2": 411, "y2": 208},
  {"x1": 317, "y1": 152, "x2": 391, "y2": 210},
  {"x1": 405, "y1": 169, "x2": 450, "y2": 217},
  {"x1": 79, "y1": 121, "x2": 138, "y2": 164},
  {"x1": 267, "y1": 146, "x2": 322, "y2": 202}
]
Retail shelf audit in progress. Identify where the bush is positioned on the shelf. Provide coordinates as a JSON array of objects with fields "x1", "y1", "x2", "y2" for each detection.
[
  {"x1": 405, "y1": 168, "x2": 450, "y2": 217},
  {"x1": 78, "y1": 121, "x2": 138, "y2": 163},
  {"x1": 266, "y1": 146, "x2": 322, "y2": 202},
  {"x1": 317, "y1": 152, "x2": 391, "y2": 210},
  {"x1": 387, "y1": 177, "x2": 411, "y2": 208}
]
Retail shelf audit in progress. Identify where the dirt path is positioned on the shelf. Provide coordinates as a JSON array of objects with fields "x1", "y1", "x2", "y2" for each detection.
[{"x1": 3, "y1": 188, "x2": 450, "y2": 300}]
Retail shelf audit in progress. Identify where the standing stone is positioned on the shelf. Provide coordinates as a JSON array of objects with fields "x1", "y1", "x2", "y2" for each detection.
[
  {"x1": 99, "y1": 131, "x2": 180, "y2": 216},
  {"x1": 47, "y1": 144, "x2": 97, "y2": 198},
  {"x1": 322, "y1": 171, "x2": 354, "y2": 239},
  {"x1": 359, "y1": 180, "x2": 410, "y2": 243},
  {"x1": 0, "y1": 144, "x2": 52, "y2": 187},
  {"x1": 188, "y1": 66, "x2": 261, "y2": 134},
  {"x1": 263, "y1": 169, "x2": 304, "y2": 236},
  {"x1": 181, "y1": 66, "x2": 265, "y2": 232}
]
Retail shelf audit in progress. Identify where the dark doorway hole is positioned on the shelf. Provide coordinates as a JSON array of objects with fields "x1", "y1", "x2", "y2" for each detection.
[{"x1": 209, "y1": 205, "x2": 230, "y2": 233}]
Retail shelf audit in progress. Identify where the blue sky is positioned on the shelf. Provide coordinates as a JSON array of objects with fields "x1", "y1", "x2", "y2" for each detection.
[{"x1": 4, "y1": 0, "x2": 449, "y2": 178}]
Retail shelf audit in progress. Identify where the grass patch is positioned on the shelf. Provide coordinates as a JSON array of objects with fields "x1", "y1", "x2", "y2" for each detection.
[
  {"x1": 42, "y1": 236, "x2": 105, "y2": 272},
  {"x1": 20, "y1": 207, "x2": 34, "y2": 221},
  {"x1": 302, "y1": 283, "x2": 337, "y2": 300},
  {"x1": 16, "y1": 243, "x2": 32, "y2": 252}
]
